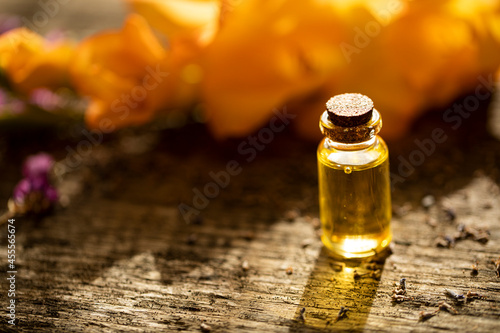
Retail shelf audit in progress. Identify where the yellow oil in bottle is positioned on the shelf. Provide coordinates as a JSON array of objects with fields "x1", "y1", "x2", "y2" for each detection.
[
  {"x1": 317, "y1": 139, "x2": 391, "y2": 258},
  {"x1": 317, "y1": 93, "x2": 392, "y2": 259}
]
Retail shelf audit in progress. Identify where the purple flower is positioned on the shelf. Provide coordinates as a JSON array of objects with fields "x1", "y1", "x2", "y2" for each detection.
[
  {"x1": 22, "y1": 152, "x2": 54, "y2": 179},
  {"x1": 11, "y1": 153, "x2": 58, "y2": 215},
  {"x1": 13, "y1": 178, "x2": 58, "y2": 204},
  {"x1": 12, "y1": 178, "x2": 31, "y2": 203}
]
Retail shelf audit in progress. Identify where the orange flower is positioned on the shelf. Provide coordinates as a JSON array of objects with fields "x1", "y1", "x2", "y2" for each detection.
[
  {"x1": 383, "y1": 1, "x2": 482, "y2": 106},
  {"x1": 0, "y1": 28, "x2": 74, "y2": 94},
  {"x1": 71, "y1": 14, "x2": 175, "y2": 131},
  {"x1": 200, "y1": 0, "x2": 358, "y2": 139},
  {"x1": 123, "y1": 0, "x2": 221, "y2": 125},
  {"x1": 77, "y1": 0, "x2": 500, "y2": 139},
  {"x1": 8, "y1": 0, "x2": 494, "y2": 140},
  {"x1": 292, "y1": 0, "x2": 500, "y2": 141},
  {"x1": 125, "y1": 0, "x2": 220, "y2": 46}
]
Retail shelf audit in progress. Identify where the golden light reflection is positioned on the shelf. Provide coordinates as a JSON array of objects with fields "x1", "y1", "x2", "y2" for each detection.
[
  {"x1": 339, "y1": 237, "x2": 380, "y2": 258},
  {"x1": 291, "y1": 247, "x2": 384, "y2": 331}
]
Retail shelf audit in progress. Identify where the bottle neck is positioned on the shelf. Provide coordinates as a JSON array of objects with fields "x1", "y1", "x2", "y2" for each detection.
[
  {"x1": 326, "y1": 136, "x2": 378, "y2": 151},
  {"x1": 319, "y1": 109, "x2": 382, "y2": 144}
]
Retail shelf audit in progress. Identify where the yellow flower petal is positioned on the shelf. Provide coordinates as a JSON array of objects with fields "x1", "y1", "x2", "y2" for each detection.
[
  {"x1": 0, "y1": 28, "x2": 74, "y2": 94},
  {"x1": 126, "y1": 0, "x2": 220, "y2": 44},
  {"x1": 201, "y1": 0, "x2": 353, "y2": 138},
  {"x1": 71, "y1": 14, "x2": 171, "y2": 130},
  {"x1": 295, "y1": 0, "x2": 500, "y2": 141}
]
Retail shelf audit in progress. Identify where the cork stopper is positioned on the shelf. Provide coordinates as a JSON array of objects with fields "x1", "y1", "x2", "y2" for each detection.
[
  {"x1": 319, "y1": 93, "x2": 382, "y2": 144},
  {"x1": 326, "y1": 93, "x2": 374, "y2": 127}
]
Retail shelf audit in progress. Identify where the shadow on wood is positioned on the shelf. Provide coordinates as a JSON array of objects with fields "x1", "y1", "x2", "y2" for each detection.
[{"x1": 290, "y1": 247, "x2": 383, "y2": 332}]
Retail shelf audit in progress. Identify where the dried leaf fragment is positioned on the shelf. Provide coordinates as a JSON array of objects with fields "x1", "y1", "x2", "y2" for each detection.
[
  {"x1": 392, "y1": 294, "x2": 413, "y2": 302},
  {"x1": 466, "y1": 290, "x2": 487, "y2": 301},
  {"x1": 419, "y1": 310, "x2": 438, "y2": 322},
  {"x1": 438, "y1": 301, "x2": 458, "y2": 314}
]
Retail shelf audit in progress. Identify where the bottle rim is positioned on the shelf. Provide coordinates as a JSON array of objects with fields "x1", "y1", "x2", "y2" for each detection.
[{"x1": 319, "y1": 109, "x2": 382, "y2": 144}]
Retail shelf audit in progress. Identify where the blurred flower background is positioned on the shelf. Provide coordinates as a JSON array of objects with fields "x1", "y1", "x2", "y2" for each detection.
[{"x1": 0, "y1": 0, "x2": 499, "y2": 141}]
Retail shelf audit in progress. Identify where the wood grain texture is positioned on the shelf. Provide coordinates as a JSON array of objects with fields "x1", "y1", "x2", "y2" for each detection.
[
  {"x1": 0, "y1": 1, "x2": 500, "y2": 331},
  {"x1": 0, "y1": 112, "x2": 499, "y2": 332}
]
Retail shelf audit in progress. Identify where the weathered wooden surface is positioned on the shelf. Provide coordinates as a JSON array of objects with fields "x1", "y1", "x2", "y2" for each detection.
[
  {"x1": 1, "y1": 1, "x2": 500, "y2": 332},
  {"x1": 0, "y1": 101, "x2": 499, "y2": 332}
]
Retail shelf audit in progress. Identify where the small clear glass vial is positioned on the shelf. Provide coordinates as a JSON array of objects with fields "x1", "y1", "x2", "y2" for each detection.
[{"x1": 317, "y1": 93, "x2": 392, "y2": 259}]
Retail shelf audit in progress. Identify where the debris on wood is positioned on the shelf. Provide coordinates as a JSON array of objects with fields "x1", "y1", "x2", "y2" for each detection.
[
  {"x1": 392, "y1": 278, "x2": 411, "y2": 301},
  {"x1": 393, "y1": 288, "x2": 406, "y2": 295},
  {"x1": 334, "y1": 306, "x2": 349, "y2": 322},
  {"x1": 444, "y1": 289, "x2": 465, "y2": 302},
  {"x1": 329, "y1": 261, "x2": 344, "y2": 272},
  {"x1": 353, "y1": 266, "x2": 382, "y2": 281},
  {"x1": 364, "y1": 262, "x2": 378, "y2": 270},
  {"x1": 443, "y1": 207, "x2": 456, "y2": 221},
  {"x1": 435, "y1": 235, "x2": 455, "y2": 248},
  {"x1": 438, "y1": 301, "x2": 458, "y2": 314},
  {"x1": 491, "y1": 257, "x2": 500, "y2": 277},
  {"x1": 298, "y1": 307, "x2": 306, "y2": 321},
  {"x1": 421, "y1": 195, "x2": 436, "y2": 209},
  {"x1": 369, "y1": 269, "x2": 382, "y2": 280},
  {"x1": 466, "y1": 290, "x2": 487, "y2": 301},
  {"x1": 200, "y1": 322, "x2": 212, "y2": 332},
  {"x1": 284, "y1": 209, "x2": 300, "y2": 221},
  {"x1": 368, "y1": 243, "x2": 393, "y2": 262},
  {"x1": 394, "y1": 239, "x2": 412, "y2": 246},
  {"x1": 436, "y1": 224, "x2": 490, "y2": 249},
  {"x1": 300, "y1": 238, "x2": 313, "y2": 248},
  {"x1": 392, "y1": 202, "x2": 412, "y2": 217},
  {"x1": 419, "y1": 310, "x2": 438, "y2": 322},
  {"x1": 471, "y1": 261, "x2": 479, "y2": 276},
  {"x1": 241, "y1": 260, "x2": 250, "y2": 272},
  {"x1": 392, "y1": 294, "x2": 413, "y2": 302},
  {"x1": 353, "y1": 269, "x2": 373, "y2": 280},
  {"x1": 393, "y1": 278, "x2": 407, "y2": 295},
  {"x1": 456, "y1": 224, "x2": 490, "y2": 244},
  {"x1": 399, "y1": 278, "x2": 407, "y2": 291}
]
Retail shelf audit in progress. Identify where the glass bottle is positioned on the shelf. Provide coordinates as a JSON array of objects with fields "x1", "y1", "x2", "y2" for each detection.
[{"x1": 317, "y1": 93, "x2": 392, "y2": 259}]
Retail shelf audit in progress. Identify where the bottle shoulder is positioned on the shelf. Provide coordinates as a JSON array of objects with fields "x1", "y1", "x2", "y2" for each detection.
[{"x1": 317, "y1": 136, "x2": 389, "y2": 170}]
